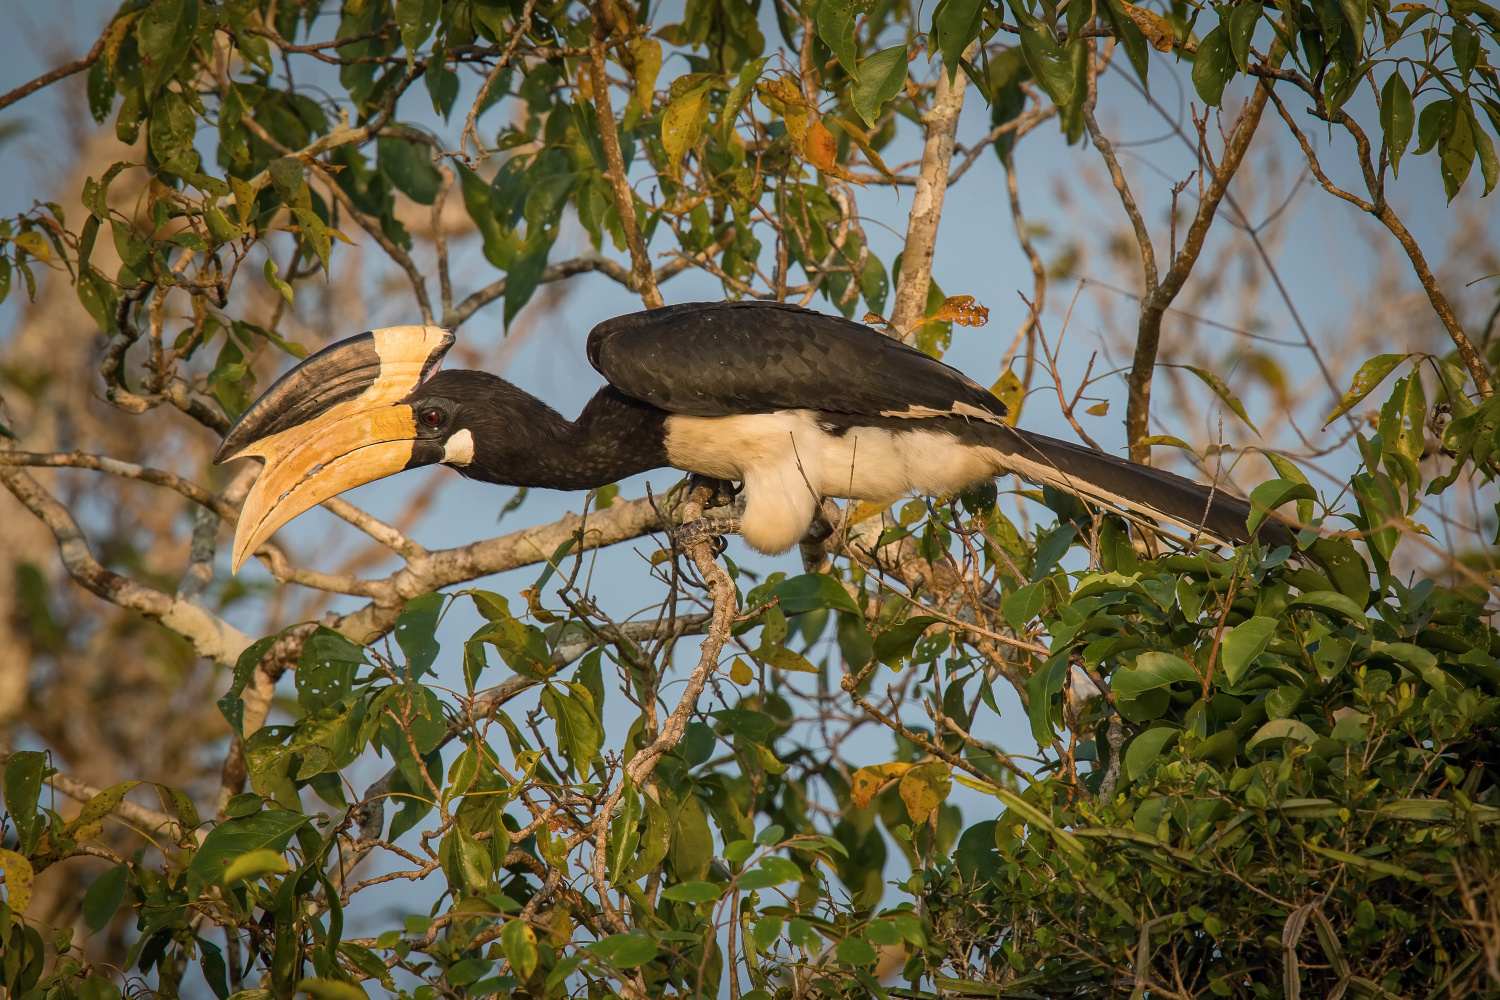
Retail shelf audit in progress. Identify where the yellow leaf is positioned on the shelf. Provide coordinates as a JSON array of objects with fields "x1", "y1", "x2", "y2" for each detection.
[
  {"x1": 0, "y1": 848, "x2": 35, "y2": 914},
  {"x1": 12, "y1": 231, "x2": 51, "y2": 263},
  {"x1": 631, "y1": 38, "x2": 662, "y2": 111},
  {"x1": 990, "y1": 369, "x2": 1023, "y2": 426},
  {"x1": 829, "y1": 117, "x2": 898, "y2": 187},
  {"x1": 847, "y1": 501, "x2": 889, "y2": 526},
  {"x1": 223, "y1": 848, "x2": 291, "y2": 885},
  {"x1": 1121, "y1": 2, "x2": 1175, "y2": 51},
  {"x1": 850, "y1": 762, "x2": 911, "y2": 809},
  {"x1": 662, "y1": 83, "x2": 712, "y2": 176},
  {"x1": 730, "y1": 658, "x2": 754, "y2": 685},
  {"x1": 927, "y1": 294, "x2": 989, "y2": 327},
  {"x1": 1390, "y1": 3, "x2": 1430, "y2": 10},
  {"x1": 576, "y1": 61, "x2": 594, "y2": 100},
  {"x1": 898, "y1": 761, "x2": 952, "y2": 823},
  {"x1": 805, "y1": 117, "x2": 840, "y2": 173},
  {"x1": 1085, "y1": 400, "x2": 1110, "y2": 416}
]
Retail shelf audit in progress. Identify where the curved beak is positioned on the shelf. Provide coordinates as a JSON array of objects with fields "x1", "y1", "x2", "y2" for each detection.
[{"x1": 216, "y1": 325, "x2": 454, "y2": 573}]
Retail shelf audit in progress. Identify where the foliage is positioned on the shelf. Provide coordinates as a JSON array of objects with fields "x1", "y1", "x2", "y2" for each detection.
[{"x1": 0, "y1": 0, "x2": 1499, "y2": 998}]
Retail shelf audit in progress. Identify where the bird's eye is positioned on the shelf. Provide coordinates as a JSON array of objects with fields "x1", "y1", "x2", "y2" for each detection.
[{"x1": 419, "y1": 408, "x2": 443, "y2": 427}]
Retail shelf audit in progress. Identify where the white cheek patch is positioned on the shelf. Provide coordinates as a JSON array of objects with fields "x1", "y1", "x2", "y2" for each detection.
[{"x1": 442, "y1": 427, "x2": 475, "y2": 466}]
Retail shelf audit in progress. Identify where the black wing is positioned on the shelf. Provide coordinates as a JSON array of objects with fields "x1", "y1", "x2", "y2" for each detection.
[{"x1": 586, "y1": 301, "x2": 1008, "y2": 421}]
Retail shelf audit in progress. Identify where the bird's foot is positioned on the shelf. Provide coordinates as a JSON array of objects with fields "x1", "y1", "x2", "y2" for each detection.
[
  {"x1": 685, "y1": 474, "x2": 740, "y2": 510},
  {"x1": 674, "y1": 517, "x2": 741, "y2": 552}
]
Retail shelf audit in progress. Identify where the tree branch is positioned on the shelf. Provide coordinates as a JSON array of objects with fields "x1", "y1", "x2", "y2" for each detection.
[
  {"x1": 590, "y1": 1, "x2": 663, "y2": 309},
  {"x1": 0, "y1": 34, "x2": 104, "y2": 114},
  {"x1": 888, "y1": 52, "x2": 973, "y2": 340}
]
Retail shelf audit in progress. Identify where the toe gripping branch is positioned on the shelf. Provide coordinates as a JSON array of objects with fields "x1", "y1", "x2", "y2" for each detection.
[{"x1": 674, "y1": 475, "x2": 742, "y2": 554}]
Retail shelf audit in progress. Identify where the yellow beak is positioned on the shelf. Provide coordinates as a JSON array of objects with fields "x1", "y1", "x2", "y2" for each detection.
[{"x1": 216, "y1": 325, "x2": 454, "y2": 573}]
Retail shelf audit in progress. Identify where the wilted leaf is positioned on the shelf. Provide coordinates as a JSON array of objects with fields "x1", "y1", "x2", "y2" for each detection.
[
  {"x1": 850, "y1": 762, "x2": 910, "y2": 808},
  {"x1": 1085, "y1": 400, "x2": 1110, "y2": 416},
  {"x1": 662, "y1": 82, "x2": 712, "y2": 176},
  {"x1": 928, "y1": 294, "x2": 989, "y2": 327},
  {"x1": 0, "y1": 848, "x2": 35, "y2": 914},
  {"x1": 899, "y1": 761, "x2": 952, "y2": 822},
  {"x1": 1121, "y1": 2, "x2": 1174, "y2": 50},
  {"x1": 12, "y1": 231, "x2": 51, "y2": 263}
]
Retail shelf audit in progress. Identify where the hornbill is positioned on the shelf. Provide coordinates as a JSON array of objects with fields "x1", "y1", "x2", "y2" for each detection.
[{"x1": 216, "y1": 300, "x2": 1278, "y2": 572}]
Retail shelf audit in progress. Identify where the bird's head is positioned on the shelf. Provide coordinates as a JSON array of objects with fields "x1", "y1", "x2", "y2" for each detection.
[{"x1": 215, "y1": 325, "x2": 469, "y2": 573}]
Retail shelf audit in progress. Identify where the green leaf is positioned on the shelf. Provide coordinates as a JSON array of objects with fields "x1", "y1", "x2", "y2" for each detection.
[
  {"x1": 1414, "y1": 99, "x2": 1453, "y2": 156},
  {"x1": 817, "y1": 0, "x2": 874, "y2": 79},
  {"x1": 1182, "y1": 365, "x2": 1258, "y2": 433},
  {"x1": 1325, "y1": 353, "x2": 1409, "y2": 425},
  {"x1": 504, "y1": 228, "x2": 555, "y2": 328},
  {"x1": 1247, "y1": 718, "x2": 1317, "y2": 749},
  {"x1": 1220, "y1": 617, "x2": 1278, "y2": 685},
  {"x1": 660, "y1": 880, "x2": 723, "y2": 903},
  {"x1": 932, "y1": 0, "x2": 984, "y2": 83},
  {"x1": 377, "y1": 134, "x2": 442, "y2": 205},
  {"x1": 712, "y1": 708, "x2": 777, "y2": 745},
  {"x1": 1124, "y1": 727, "x2": 1178, "y2": 782},
  {"x1": 395, "y1": 0, "x2": 439, "y2": 68},
  {"x1": 873, "y1": 616, "x2": 941, "y2": 666},
  {"x1": 1265, "y1": 453, "x2": 1315, "y2": 524},
  {"x1": 1003, "y1": 582, "x2": 1046, "y2": 631},
  {"x1": 394, "y1": 592, "x2": 444, "y2": 679},
  {"x1": 623, "y1": 790, "x2": 670, "y2": 881},
  {"x1": 1192, "y1": 25, "x2": 1232, "y2": 107},
  {"x1": 589, "y1": 931, "x2": 658, "y2": 968},
  {"x1": 1378, "y1": 372, "x2": 1427, "y2": 464},
  {"x1": 1247, "y1": 479, "x2": 1317, "y2": 535},
  {"x1": 1112, "y1": 651, "x2": 1200, "y2": 697},
  {"x1": 188, "y1": 809, "x2": 308, "y2": 889},
  {"x1": 836, "y1": 934, "x2": 878, "y2": 965},
  {"x1": 1288, "y1": 591, "x2": 1369, "y2": 629},
  {"x1": 1026, "y1": 653, "x2": 1068, "y2": 745},
  {"x1": 137, "y1": 0, "x2": 199, "y2": 97},
  {"x1": 719, "y1": 57, "x2": 770, "y2": 143},
  {"x1": 82, "y1": 864, "x2": 129, "y2": 933},
  {"x1": 768, "y1": 573, "x2": 860, "y2": 614},
  {"x1": 1381, "y1": 71, "x2": 1415, "y2": 177},
  {"x1": 852, "y1": 46, "x2": 909, "y2": 128},
  {"x1": 263, "y1": 258, "x2": 293, "y2": 306},
  {"x1": 1228, "y1": 3, "x2": 1260, "y2": 70},
  {"x1": 297, "y1": 978, "x2": 368, "y2": 1000},
  {"x1": 3, "y1": 750, "x2": 46, "y2": 855}
]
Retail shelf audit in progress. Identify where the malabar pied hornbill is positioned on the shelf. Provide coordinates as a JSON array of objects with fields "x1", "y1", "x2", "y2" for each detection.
[{"x1": 216, "y1": 300, "x2": 1275, "y2": 571}]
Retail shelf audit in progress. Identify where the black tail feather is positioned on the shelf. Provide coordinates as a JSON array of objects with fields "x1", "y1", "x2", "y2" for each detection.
[{"x1": 993, "y1": 426, "x2": 1293, "y2": 550}]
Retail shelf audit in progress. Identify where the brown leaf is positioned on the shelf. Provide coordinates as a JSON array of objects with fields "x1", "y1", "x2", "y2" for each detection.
[
  {"x1": 850, "y1": 762, "x2": 911, "y2": 809},
  {"x1": 805, "y1": 117, "x2": 842, "y2": 174},
  {"x1": 1122, "y1": 2, "x2": 1175, "y2": 51},
  {"x1": 928, "y1": 295, "x2": 990, "y2": 327}
]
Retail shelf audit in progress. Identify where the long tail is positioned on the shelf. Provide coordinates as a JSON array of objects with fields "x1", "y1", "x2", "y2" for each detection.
[{"x1": 988, "y1": 425, "x2": 1291, "y2": 549}]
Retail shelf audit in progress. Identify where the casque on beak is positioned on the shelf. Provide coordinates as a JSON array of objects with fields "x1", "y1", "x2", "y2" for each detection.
[{"x1": 215, "y1": 325, "x2": 454, "y2": 572}]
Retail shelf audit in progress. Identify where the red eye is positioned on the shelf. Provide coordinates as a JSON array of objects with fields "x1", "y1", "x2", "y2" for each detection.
[{"x1": 420, "y1": 409, "x2": 442, "y2": 427}]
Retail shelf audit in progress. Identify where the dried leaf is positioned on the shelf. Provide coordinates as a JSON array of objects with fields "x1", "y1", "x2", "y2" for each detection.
[
  {"x1": 928, "y1": 295, "x2": 990, "y2": 327},
  {"x1": 847, "y1": 501, "x2": 889, "y2": 526},
  {"x1": 1085, "y1": 400, "x2": 1110, "y2": 416},
  {"x1": 1121, "y1": 2, "x2": 1175, "y2": 51},
  {"x1": 804, "y1": 117, "x2": 845, "y2": 177},
  {"x1": 830, "y1": 116, "x2": 898, "y2": 186},
  {"x1": 850, "y1": 762, "x2": 911, "y2": 809}
]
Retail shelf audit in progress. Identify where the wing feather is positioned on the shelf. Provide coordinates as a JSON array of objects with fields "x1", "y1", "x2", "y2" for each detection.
[{"x1": 587, "y1": 301, "x2": 1008, "y2": 421}]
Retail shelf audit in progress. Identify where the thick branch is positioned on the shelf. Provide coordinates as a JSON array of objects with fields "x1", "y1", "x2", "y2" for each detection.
[
  {"x1": 0, "y1": 34, "x2": 104, "y2": 113},
  {"x1": 0, "y1": 465, "x2": 252, "y2": 666},
  {"x1": 888, "y1": 55, "x2": 972, "y2": 340}
]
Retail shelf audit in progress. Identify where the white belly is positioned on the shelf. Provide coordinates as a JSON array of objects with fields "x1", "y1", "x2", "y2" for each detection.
[{"x1": 662, "y1": 411, "x2": 1001, "y2": 554}]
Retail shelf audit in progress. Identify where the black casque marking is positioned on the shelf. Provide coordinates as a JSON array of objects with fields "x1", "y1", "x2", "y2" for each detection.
[{"x1": 217, "y1": 333, "x2": 383, "y2": 461}]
